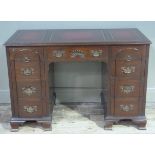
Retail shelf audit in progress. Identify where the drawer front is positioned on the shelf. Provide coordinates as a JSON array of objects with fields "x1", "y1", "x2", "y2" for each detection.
[
  {"x1": 17, "y1": 81, "x2": 42, "y2": 99},
  {"x1": 47, "y1": 46, "x2": 108, "y2": 62},
  {"x1": 115, "y1": 80, "x2": 141, "y2": 97},
  {"x1": 15, "y1": 62, "x2": 41, "y2": 80},
  {"x1": 18, "y1": 100, "x2": 43, "y2": 117},
  {"x1": 114, "y1": 98, "x2": 139, "y2": 116},
  {"x1": 112, "y1": 45, "x2": 145, "y2": 60},
  {"x1": 111, "y1": 45, "x2": 145, "y2": 78},
  {"x1": 115, "y1": 60, "x2": 141, "y2": 78},
  {"x1": 9, "y1": 47, "x2": 42, "y2": 62}
]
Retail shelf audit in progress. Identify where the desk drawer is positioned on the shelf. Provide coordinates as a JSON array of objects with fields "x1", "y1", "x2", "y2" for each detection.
[
  {"x1": 9, "y1": 47, "x2": 43, "y2": 62},
  {"x1": 115, "y1": 80, "x2": 141, "y2": 97},
  {"x1": 114, "y1": 98, "x2": 139, "y2": 117},
  {"x1": 115, "y1": 60, "x2": 142, "y2": 78},
  {"x1": 18, "y1": 100, "x2": 43, "y2": 117},
  {"x1": 111, "y1": 45, "x2": 145, "y2": 61},
  {"x1": 47, "y1": 46, "x2": 108, "y2": 62},
  {"x1": 15, "y1": 62, "x2": 41, "y2": 80},
  {"x1": 17, "y1": 81, "x2": 42, "y2": 99},
  {"x1": 111, "y1": 45, "x2": 145, "y2": 78}
]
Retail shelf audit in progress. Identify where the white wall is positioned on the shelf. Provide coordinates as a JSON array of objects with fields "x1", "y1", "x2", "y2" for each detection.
[{"x1": 0, "y1": 21, "x2": 155, "y2": 104}]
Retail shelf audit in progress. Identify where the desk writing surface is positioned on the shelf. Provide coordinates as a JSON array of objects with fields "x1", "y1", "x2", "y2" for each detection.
[{"x1": 5, "y1": 29, "x2": 151, "y2": 46}]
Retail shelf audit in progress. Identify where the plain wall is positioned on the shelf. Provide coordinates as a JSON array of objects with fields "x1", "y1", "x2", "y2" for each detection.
[{"x1": 0, "y1": 21, "x2": 155, "y2": 104}]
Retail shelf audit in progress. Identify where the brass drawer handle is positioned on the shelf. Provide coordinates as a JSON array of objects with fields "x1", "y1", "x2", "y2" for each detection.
[
  {"x1": 21, "y1": 68, "x2": 34, "y2": 76},
  {"x1": 24, "y1": 106, "x2": 37, "y2": 113},
  {"x1": 22, "y1": 86, "x2": 36, "y2": 96},
  {"x1": 12, "y1": 48, "x2": 38, "y2": 53},
  {"x1": 71, "y1": 50, "x2": 85, "y2": 58},
  {"x1": 19, "y1": 48, "x2": 35, "y2": 52},
  {"x1": 120, "y1": 104, "x2": 134, "y2": 112},
  {"x1": 91, "y1": 50, "x2": 103, "y2": 57},
  {"x1": 120, "y1": 85, "x2": 135, "y2": 94},
  {"x1": 19, "y1": 48, "x2": 30, "y2": 52},
  {"x1": 24, "y1": 56, "x2": 31, "y2": 63},
  {"x1": 121, "y1": 66, "x2": 135, "y2": 74},
  {"x1": 53, "y1": 50, "x2": 65, "y2": 58}
]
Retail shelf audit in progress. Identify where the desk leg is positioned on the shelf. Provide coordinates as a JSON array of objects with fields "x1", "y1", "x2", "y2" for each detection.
[
  {"x1": 104, "y1": 120, "x2": 114, "y2": 130},
  {"x1": 104, "y1": 117, "x2": 147, "y2": 130},
  {"x1": 10, "y1": 119, "x2": 25, "y2": 132},
  {"x1": 133, "y1": 117, "x2": 147, "y2": 130},
  {"x1": 38, "y1": 121, "x2": 52, "y2": 131},
  {"x1": 10, "y1": 122, "x2": 20, "y2": 132}
]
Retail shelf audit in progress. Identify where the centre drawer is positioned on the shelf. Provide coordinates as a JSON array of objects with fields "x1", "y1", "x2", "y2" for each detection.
[{"x1": 46, "y1": 46, "x2": 108, "y2": 62}]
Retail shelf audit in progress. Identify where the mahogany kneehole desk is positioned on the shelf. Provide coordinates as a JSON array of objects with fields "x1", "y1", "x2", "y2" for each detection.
[{"x1": 5, "y1": 29, "x2": 151, "y2": 131}]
